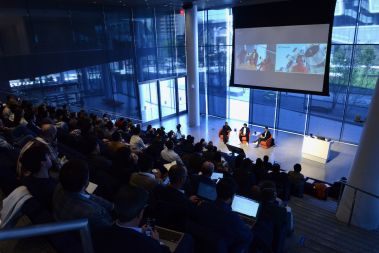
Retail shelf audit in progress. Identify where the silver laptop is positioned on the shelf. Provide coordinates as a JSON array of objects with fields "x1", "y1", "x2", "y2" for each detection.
[
  {"x1": 231, "y1": 195, "x2": 260, "y2": 226},
  {"x1": 156, "y1": 226, "x2": 184, "y2": 253}
]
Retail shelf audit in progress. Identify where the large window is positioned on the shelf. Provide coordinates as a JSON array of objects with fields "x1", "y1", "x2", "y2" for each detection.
[{"x1": 199, "y1": 2, "x2": 378, "y2": 144}]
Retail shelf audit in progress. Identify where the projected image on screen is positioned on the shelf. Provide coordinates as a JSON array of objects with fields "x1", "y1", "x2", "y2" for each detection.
[
  {"x1": 233, "y1": 24, "x2": 330, "y2": 93},
  {"x1": 275, "y1": 44, "x2": 327, "y2": 75},
  {"x1": 237, "y1": 44, "x2": 270, "y2": 71}
]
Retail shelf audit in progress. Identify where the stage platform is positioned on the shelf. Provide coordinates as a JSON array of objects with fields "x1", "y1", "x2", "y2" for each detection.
[{"x1": 153, "y1": 115, "x2": 357, "y2": 183}]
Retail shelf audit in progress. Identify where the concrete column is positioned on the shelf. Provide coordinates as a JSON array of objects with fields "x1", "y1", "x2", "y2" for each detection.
[
  {"x1": 336, "y1": 77, "x2": 379, "y2": 230},
  {"x1": 185, "y1": 3, "x2": 200, "y2": 127}
]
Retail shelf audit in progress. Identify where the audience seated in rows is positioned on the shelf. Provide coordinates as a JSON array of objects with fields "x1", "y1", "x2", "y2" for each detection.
[{"x1": 0, "y1": 97, "x2": 315, "y2": 253}]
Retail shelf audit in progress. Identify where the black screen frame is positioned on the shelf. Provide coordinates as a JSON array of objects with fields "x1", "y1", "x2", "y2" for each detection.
[{"x1": 230, "y1": 0, "x2": 337, "y2": 96}]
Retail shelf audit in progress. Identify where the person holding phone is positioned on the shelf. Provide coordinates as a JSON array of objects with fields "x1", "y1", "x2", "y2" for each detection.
[{"x1": 93, "y1": 186, "x2": 170, "y2": 253}]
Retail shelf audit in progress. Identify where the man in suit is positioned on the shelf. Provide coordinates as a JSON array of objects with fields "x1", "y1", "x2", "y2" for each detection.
[
  {"x1": 52, "y1": 159, "x2": 113, "y2": 229},
  {"x1": 186, "y1": 161, "x2": 216, "y2": 196},
  {"x1": 239, "y1": 123, "x2": 251, "y2": 143},
  {"x1": 190, "y1": 177, "x2": 252, "y2": 252},
  {"x1": 221, "y1": 122, "x2": 232, "y2": 144},
  {"x1": 253, "y1": 126, "x2": 271, "y2": 147},
  {"x1": 93, "y1": 186, "x2": 170, "y2": 253},
  {"x1": 151, "y1": 165, "x2": 198, "y2": 231}
]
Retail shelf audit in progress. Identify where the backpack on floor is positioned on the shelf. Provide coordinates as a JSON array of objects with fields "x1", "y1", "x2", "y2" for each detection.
[{"x1": 313, "y1": 183, "x2": 328, "y2": 200}]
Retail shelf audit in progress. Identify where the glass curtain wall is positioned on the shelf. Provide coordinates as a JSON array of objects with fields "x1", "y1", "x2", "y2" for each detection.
[
  {"x1": 199, "y1": 1, "x2": 379, "y2": 144},
  {"x1": 5, "y1": 4, "x2": 186, "y2": 121}
]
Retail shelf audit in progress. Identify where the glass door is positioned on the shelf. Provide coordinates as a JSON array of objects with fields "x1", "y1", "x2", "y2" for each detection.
[
  {"x1": 139, "y1": 82, "x2": 159, "y2": 122},
  {"x1": 159, "y1": 79, "x2": 177, "y2": 118},
  {"x1": 177, "y1": 77, "x2": 187, "y2": 112}
]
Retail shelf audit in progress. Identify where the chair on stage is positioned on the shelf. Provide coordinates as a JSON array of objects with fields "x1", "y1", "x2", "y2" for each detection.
[
  {"x1": 218, "y1": 129, "x2": 230, "y2": 142},
  {"x1": 260, "y1": 136, "x2": 273, "y2": 149},
  {"x1": 240, "y1": 133, "x2": 250, "y2": 144}
]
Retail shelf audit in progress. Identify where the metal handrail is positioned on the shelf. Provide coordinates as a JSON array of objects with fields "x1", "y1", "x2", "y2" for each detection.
[
  {"x1": 0, "y1": 219, "x2": 93, "y2": 253},
  {"x1": 338, "y1": 181, "x2": 379, "y2": 226},
  {"x1": 339, "y1": 181, "x2": 379, "y2": 199}
]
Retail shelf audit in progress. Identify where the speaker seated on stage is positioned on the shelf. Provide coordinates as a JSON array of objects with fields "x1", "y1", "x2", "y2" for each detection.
[
  {"x1": 239, "y1": 123, "x2": 250, "y2": 144},
  {"x1": 253, "y1": 127, "x2": 272, "y2": 148},
  {"x1": 219, "y1": 122, "x2": 231, "y2": 144}
]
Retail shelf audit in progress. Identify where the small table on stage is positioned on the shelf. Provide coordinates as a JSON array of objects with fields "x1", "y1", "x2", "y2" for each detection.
[{"x1": 301, "y1": 136, "x2": 331, "y2": 164}]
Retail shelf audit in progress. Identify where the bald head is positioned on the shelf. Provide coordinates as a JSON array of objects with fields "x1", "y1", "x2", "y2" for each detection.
[
  {"x1": 201, "y1": 161, "x2": 214, "y2": 177},
  {"x1": 41, "y1": 124, "x2": 57, "y2": 143}
]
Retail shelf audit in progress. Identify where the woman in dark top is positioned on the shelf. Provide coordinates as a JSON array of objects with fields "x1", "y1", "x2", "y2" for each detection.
[{"x1": 20, "y1": 144, "x2": 57, "y2": 210}]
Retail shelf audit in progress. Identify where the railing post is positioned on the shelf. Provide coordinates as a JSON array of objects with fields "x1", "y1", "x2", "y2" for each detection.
[
  {"x1": 80, "y1": 222, "x2": 94, "y2": 253},
  {"x1": 337, "y1": 182, "x2": 344, "y2": 208},
  {"x1": 348, "y1": 188, "x2": 358, "y2": 227}
]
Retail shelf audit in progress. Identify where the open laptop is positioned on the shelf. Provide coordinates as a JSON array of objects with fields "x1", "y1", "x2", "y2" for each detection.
[
  {"x1": 211, "y1": 172, "x2": 223, "y2": 181},
  {"x1": 197, "y1": 182, "x2": 217, "y2": 201},
  {"x1": 231, "y1": 195, "x2": 260, "y2": 226},
  {"x1": 226, "y1": 144, "x2": 246, "y2": 157},
  {"x1": 156, "y1": 226, "x2": 184, "y2": 253}
]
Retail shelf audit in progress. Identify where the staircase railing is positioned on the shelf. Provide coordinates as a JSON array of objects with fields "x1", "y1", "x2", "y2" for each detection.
[
  {"x1": 338, "y1": 182, "x2": 379, "y2": 226},
  {"x1": 0, "y1": 219, "x2": 93, "y2": 253}
]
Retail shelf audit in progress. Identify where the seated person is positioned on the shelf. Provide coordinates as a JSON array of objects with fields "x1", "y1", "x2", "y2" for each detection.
[
  {"x1": 220, "y1": 122, "x2": 231, "y2": 144},
  {"x1": 233, "y1": 158, "x2": 256, "y2": 197},
  {"x1": 288, "y1": 163, "x2": 305, "y2": 184},
  {"x1": 106, "y1": 131, "x2": 127, "y2": 155},
  {"x1": 129, "y1": 154, "x2": 159, "y2": 192},
  {"x1": 151, "y1": 165, "x2": 197, "y2": 231},
  {"x1": 239, "y1": 123, "x2": 250, "y2": 143},
  {"x1": 129, "y1": 127, "x2": 146, "y2": 153},
  {"x1": 267, "y1": 163, "x2": 290, "y2": 201},
  {"x1": 20, "y1": 144, "x2": 57, "y2": 210},
  {"x1": 262, "y1": 155, "x2": 273, "y2": 172},
  {"x1": 160, "y1": 140, "x2": 183, "y2": 166},
  {"x1": 17, "y1": 123, "x2": 61, "y2": 176},
  {"x1": 251, "y1": 182, "x2": 291, "y2": 252},
  {"x1": 53, "y1": 159, "x2": 113, "y2": 229},
  {"x1": 186, "y1": 142, "x2": 203, "y2": 174},
  {"x1": 191, "y1": 177, "x2": 252, "y2": 252},
  {"x1": 186, "y1": 161, "x2": 216, "y2": 196},
  {"x1": 288, "y1": 163, "x2": 305, "y2": 197},
  {"x1": 93, "y1": 186, "x2": 170, "y2": 253},
  {"x1": 253, "y1": 126, "x2": 271, "y2": 147}
]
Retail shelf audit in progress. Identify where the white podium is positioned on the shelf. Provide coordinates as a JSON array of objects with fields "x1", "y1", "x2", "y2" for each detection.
[{"x1": 301, "y1": 136, "x2": 331, "y2": 164}]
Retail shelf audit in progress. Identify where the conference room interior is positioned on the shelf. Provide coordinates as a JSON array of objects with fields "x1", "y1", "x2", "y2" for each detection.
[{"x1": 0, "y1": 0, "x2": 379, "y2": 252}]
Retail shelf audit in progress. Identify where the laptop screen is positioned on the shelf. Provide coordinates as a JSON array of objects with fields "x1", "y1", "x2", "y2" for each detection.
[
  {"x1": 197, "y1": 182, "x2": 217, "y2": 201},
  {"x1": 232, "y1": 195, "x2": 260, "y2": 218},
  {"x1": 211, "y1": 172, "x2": 223, "y2": 181}
]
